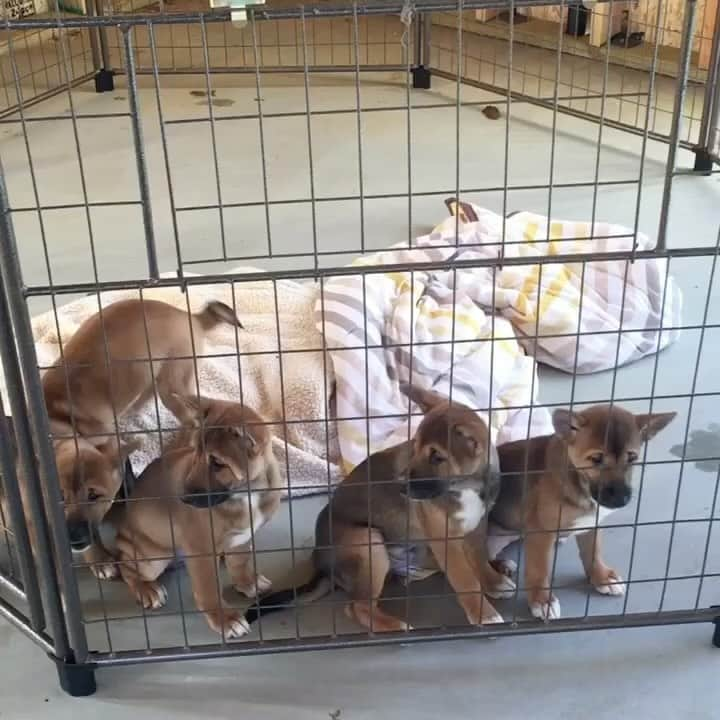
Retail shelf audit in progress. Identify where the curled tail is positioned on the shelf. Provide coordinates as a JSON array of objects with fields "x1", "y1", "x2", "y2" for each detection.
[
  {"x1": 194, "y1": 301, "x2": 243, "y2": 331},
  {"x1": 244, "y1": 572, "x2": 332, "y2": 624}
]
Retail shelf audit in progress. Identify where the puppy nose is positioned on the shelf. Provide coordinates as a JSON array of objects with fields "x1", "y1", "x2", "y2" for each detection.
[
  {"x1": 67, "y1": 521, "x2": 91, "y2": 550},
  {"x1": 602, "y1": 483, "x2": 632, "y2": 508}
]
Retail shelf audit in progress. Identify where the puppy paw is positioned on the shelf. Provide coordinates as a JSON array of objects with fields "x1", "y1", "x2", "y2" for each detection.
[
  {"x1": 135, "y1": 581, "x2": 168, "y2": 610},
  {"x1": 91, "y1": 561, "x2": 119, "y2": 581},
  {"x1": 207, "y1": 611, "x2": 250, "y2": 639},
  {"x1": 490, "y1": 557, "x2": 518, "y2": 577},
  {"x1": 592, "y1": 569, "x2": 626, "y2": 597},
  {"x1": 480, "y1": 610, "x2": 505, "y2": 625},
  {"x1": 528, "y1": 594, "x2": 561, "y2": 620},
  {"x1": 235, "y1": 573, "x2": 272, "y2": 599},
  {"x1": 486, "y1": 573, "x2": 517, "y2": 599}
]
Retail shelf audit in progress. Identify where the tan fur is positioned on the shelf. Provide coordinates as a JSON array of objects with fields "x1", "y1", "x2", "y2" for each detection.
[
  {"x1": 112, "y1": 396, "x2": 282, "y2": 639},
  {"x1": 254, "y1": 385, "x2": 512, "y2": 632},
  {"x1": 490, "y1": 404, "x2": 677, "y2": 620},
  {"x1": 39, "y1": 298, "x2": 242, "y2": 576}
]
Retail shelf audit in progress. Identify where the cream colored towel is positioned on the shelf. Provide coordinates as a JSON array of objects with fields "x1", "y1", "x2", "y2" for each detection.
[{"x1": 2, "y1": 268, "x2": 341, "y2": 497}]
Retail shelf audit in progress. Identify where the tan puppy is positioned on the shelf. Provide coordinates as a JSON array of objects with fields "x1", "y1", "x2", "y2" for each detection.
[
  {"x1": 113, "y1": 395, "x2": 282, "y2": 639},
  {"x1": 41, "y1": 298, "x2": 242, "y2": 577},
  {"x1": 489, "y1": 404, "x2": 677, "y2": 620},
  {"x1": 246, "y1": 385, "x2": 514, "y2": 632}
]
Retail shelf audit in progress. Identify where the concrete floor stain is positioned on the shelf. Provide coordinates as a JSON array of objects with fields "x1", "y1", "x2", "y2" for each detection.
[{"x1": 670, "y1": 423, "x2": 720, "y2": 472}]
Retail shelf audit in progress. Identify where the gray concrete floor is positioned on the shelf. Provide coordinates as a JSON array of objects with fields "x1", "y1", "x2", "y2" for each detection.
[{"x1": 2, "y1": 33, "x2": 720, "y2": 717}]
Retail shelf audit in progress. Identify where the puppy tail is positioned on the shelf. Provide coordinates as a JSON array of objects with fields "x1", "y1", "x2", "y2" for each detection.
[
  {"x1": 194, "y1": 301, "x2": 243, "y2": 331},
  {"x1": 244, "y1": 572, "x2": 331, "y2": 625}
]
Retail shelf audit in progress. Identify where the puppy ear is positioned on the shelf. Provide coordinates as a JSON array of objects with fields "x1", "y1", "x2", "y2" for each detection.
[
  {"x1": 635, "y1": 411, "x2": 677, "y2": 442},
  {"x1": 400, "y1": 383, "x2": 447, "y2": 414},
  {"x1": 171, "y1": 394, "x2": 210, "y2": 425},
  {"x1": 552, "y1": 408, "x2": 583, "y2": 439}
]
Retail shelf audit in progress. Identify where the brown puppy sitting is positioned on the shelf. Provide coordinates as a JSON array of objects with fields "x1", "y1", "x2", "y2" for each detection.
[
  {"x1": 246, "y1": 385, "x2": 514, "y2": 632},
  {"x1": 113, "y1": 395, "x2": 282, "y2": 639},
  {"x1": 41, "y1": 298, "x2": 242, "y2": 577},
  {"x1": 489, "y1": 404, "x2": 676, "y2": 620}
]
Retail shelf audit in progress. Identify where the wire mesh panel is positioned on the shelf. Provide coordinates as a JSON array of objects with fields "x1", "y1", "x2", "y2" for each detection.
[{"x1": 0, "y1": 0, "x2": 719, "y2": 695}]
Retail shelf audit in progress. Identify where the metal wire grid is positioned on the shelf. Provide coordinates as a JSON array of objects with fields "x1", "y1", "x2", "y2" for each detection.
[
  {"x1": 2, "y1": 0, "x2": 718, "y2": 144},
  {"x1": 430, "y1": 0, "x2": 713, "y2": 147},
  {"x1": 0, "y1": 0, "x2": 719, "y2": 677},
  {"x1": 0, "y1": 20, "x2": 96, "y2": 116}
]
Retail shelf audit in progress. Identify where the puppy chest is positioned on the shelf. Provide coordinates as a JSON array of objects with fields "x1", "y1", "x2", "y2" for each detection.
[
  {"x1": 222, "y1": 491, "x2": 273, "y2": 549},
  {"x1": 451, "y1": 489, "x2": 485, "y2": 534}
]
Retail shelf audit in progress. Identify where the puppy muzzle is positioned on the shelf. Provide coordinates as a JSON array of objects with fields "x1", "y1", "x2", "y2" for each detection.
[
  {"x1": 403, "y1": 476, "x2": 446, "y2": 500},
  {"x1": 67, "y1": 520, "x2": 93, "y2": 553},
  {"x1": 181, "y1": 488, "x2": 233, "y2": 508},
  {"x1": 591, "y1": 481, "x2": 632, "y2": 509}
]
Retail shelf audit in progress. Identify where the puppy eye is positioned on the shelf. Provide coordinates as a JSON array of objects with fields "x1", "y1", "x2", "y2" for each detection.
[
  {"x1": 429, "y1": 449, "x2": 446, "y2": 466},
  {"x1": 209, "y1": 456, "x2": 226, "y2": 471},
  {"x1": 87, "y1": 489, "x2": 101, "y2": 502},
  {"x1": 588, "y1": 454, "x2": 604, "y2": 467},
  {"x1": 627, "y1": 452, "x2": 638, "y2": 464}
]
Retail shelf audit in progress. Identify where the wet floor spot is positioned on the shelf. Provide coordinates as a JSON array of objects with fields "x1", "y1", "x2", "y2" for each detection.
[
  {"x1": 189, "y1": 89, "x2": 216, "y2": 97},
  {"x1": 670, "y1": 423, "x2": 720, "y2": 472},
  {"x1": 194, "y1": 97, "x2": 235, "y2": 107}
]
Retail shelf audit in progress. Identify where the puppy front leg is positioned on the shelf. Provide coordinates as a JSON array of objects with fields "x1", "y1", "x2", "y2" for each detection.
[
  {"x1": 525, "y1": 528, "x2": 561, "y2": 620},
  {"x1": 225, "y1": 542, "x2": 272, "y2": 599},
  {"x1": 185, "y1": 551, "x2": 250, "y2": 639},
  {"x1": 84, "y1": 540, "x2": 119, "y2": 581},
  {"x1": 576, "y1": 529, "x2": 625, "y2": 596},
  {"x1": 463, "y1": 524, "x2": 516, "y2": 599},
  {"x1": 419, "y1": 509, "x2": 503, "y2": 625}
]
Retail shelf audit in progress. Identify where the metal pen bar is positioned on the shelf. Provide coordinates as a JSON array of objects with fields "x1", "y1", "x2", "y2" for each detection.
[
  {"x1": 697, "y1": 0, "x2": 720, "y2": 151},
  {"x1": 0, "y1": 396, "x2": 45, "y2": 631},
  {"x1": 0, "y1": 596, "x2": 55, "y2": 656},
  {"x1": 657, "y1": 0, "x2": 697, "y2": 251},
  {"x1": 121, "y1": 27, "x2": 159, "y2": 280},
  {"x1": 0, "y1": 265, "x2": 70, "y2": 659},
  {"x1": 88, "y1": 606, "x2": 720, "y2": 668},
  {"x1": 3, "y1": 0, "x2": 620, "y2": 29},
  {"x1": 148, "y1": 23, "x2": 184, "y2": 282},
  {"x1": 0, "y1": 160, "x2": 88, "y2": 663},
  {"x1": 21, "y1": 243, "x2": 720, "y2": 299}
]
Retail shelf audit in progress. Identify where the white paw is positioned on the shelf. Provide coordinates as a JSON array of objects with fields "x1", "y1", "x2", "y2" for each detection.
[
  {"x1": 137, "y1": 582, "x2": 168, "y2": 610},
  {"x1": 594, "y1": 572, "x2": 626, "y2": 597},
  {"x1": 235, "y1": 573, "x2": 272, "y2": 598},
  {"x1": 224, "y1": 615, "x2": 251, "y2": 639},
  {"x1": 255, "y1": 573, "x2": 273, "y2": 595},
  {"x1": 529, "y1": 595, "x2": 561, "y2": 620},
  {"x1": 481, "y1": 611, "x2": 505, "y2": 625},
  {"x1": 91, "y1": 562, "x2": 119, "y2": 581},
  {"x1": 486, "y1": 574, "x2": 517, "y2": 599}
]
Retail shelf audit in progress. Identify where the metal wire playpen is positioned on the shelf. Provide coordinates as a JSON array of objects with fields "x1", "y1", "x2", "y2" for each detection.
[{"x1": 1, "y1": 0, "x2": 720, "y2": 696}]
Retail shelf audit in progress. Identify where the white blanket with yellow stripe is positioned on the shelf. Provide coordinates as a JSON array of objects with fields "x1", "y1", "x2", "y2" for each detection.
[{"x1": 315, "y1": 201, "x2": 681, "y2": 473}]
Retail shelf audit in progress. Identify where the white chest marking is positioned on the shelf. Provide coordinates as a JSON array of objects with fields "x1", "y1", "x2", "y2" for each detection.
[
  {"x1": 453, "y1": 489, "x2": 485, "y2": 534},
  {"x1": 224, "y1": 493, "x2": 267, "y2": 550},
  {"x1": 566, "y1": 504, "x2": 616, "y2": 534}
]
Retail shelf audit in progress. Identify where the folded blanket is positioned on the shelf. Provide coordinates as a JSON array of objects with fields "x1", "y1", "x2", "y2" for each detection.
[
  {"x1": 1, "y1": 269, "x2": 341, "y2": 497},
  {"x1": 316, "y1": 201, "x2": 680, "y2": 472}
]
